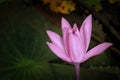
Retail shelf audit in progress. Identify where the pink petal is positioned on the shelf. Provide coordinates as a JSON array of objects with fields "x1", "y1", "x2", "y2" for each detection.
[
  {"x1": 80, "y1": 14, "x2": 92, "y2": 52},
  {"x1": 46, "y1": 30, "x2": 64, "y2": 50},
  {"x1": 73, "y1": 23, "x2": 79, "y2": 35},
  {"x1": 62, "y1": 27, "x2": 70, "y2": 57},
  {"x1": 46, "y1": 42, "x2": 71, "y2": 62},
  {"x1": 83, "y1": 42, "x2": 113, "y2": 62},
  {"x1": 73, "y1": 23, "x2": 85, "y2": 53},
  {"x1": 61, "y1": 17, "x2": 71, "y2": 34},
  {"x1": 68, "y1": 33, "x2": 84, "y2": 63}
]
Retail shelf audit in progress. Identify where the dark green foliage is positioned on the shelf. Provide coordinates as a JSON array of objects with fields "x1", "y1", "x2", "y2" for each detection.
[{"x1": 0, "y1": 2, "x2": 119, "y2": 80}]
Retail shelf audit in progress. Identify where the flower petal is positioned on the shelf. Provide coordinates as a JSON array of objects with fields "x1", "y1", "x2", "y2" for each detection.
[
  {"x1": 73, "y1": 23, "x2": 79, "y2": 35},
  {"x1": 83, "y1": 42, "x2": 113, "y2": 62},
  {"x1": 62, "y1": 27, "x2": 70, "y2": 56},
  {"x1": 61, "y1": 17, "x2": 71, "y2": 34},
  {"x1": 73, "y1": 23, "x2": 85, "y2": 53},
  {"x1": 46, "y1": 42, "x2": 71, "y2": 62},
  {"x1": 80, "y1": 14, "x2": 92, "y2": 52},
  {"x1": 68, "y1": 33, "x2": 84, "y2": 63},
  {"x1": 46, "y1": 30, "x2": 64, "y2": 50}
]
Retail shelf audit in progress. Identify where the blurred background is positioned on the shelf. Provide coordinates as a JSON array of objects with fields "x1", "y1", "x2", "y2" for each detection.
[{"x1": 0, "y1": 0, "x2": 120, "y2": 80}]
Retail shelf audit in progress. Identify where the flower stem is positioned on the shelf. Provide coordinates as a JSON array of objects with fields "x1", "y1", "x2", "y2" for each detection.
[{"x1": 75, "y1": 63, "x2": 80, "y2": 80}]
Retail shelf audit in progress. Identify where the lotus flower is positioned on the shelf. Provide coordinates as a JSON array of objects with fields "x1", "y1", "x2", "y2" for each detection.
[{"x1": 46, "y1": 14, "x2": 112, "y2": 80}]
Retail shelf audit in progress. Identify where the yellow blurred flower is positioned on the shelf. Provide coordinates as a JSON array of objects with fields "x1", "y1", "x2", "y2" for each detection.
[
  {"x1": 58, "y1": 0, "x2": 76, "y2": 14},
  {"x1": 50, "y1": 0, "x2": 61, "y2": 13},
  {"x1": 42, "y1": 0, "x2": 76, "y2": 14}
]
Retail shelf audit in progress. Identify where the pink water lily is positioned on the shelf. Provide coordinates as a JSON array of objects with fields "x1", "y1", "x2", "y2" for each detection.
[{"x1": 46, "y1": 14, "x2": 112, "y2": 80}]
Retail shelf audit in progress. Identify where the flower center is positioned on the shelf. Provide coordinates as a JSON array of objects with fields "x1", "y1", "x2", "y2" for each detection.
[{"x1": 72, "y1": 29, "x2": 77, "y2": 34}]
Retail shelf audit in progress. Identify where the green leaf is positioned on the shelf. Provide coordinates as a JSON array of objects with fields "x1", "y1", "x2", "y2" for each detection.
[{"x1": 0, "y1": 3, "x2": 74, "y2": 80}]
